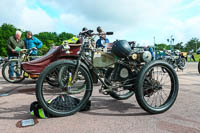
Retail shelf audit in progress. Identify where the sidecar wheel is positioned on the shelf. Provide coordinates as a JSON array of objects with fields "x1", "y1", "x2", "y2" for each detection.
[
  {"x1": 135, "y1": 60, "x2": 179, "y2": 114},
  {"x1": 36, "y1": 60, "x2": 93, "y2": 117},
  {"x1": 2, "y1": 60, "x2": 25, "y2": 83}
]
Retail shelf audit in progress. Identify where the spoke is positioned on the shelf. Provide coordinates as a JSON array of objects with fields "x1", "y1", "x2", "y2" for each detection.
[
  {"x1": 145, "y1": 96, "x2": 151, "y2": 103},
  {"x1": 159, "y1": 90, "x2": 165, "y2": 104},
  {"x1": 161, "y1": 89, "x2": 169, "y2": 99},
  {"x1": 150, "y1": 92, "x2": 156, "y2": 107}
]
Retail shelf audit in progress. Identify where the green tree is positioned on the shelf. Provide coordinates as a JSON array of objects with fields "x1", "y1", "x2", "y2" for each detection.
[
  {"x1": 174, "y1": 42, "x2": 184, "y2": 50},
  {"x1": 155, "y1": 43, "x2": 168, "y2": 50},
  {"x1": 184, "y1": 38, "x2": 200, "y2": 52},
  {"x1": 58, "y1": 32, "x2": 74, "y2": 44},
  {"x1": 0, "y1": 23, "x2": 18, "y2": 56}
]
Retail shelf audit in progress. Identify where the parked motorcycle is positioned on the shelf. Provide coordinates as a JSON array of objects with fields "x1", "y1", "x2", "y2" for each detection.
[
  {"x1": 35, "y1": 28, "x2": 179, "y2": 117},
  {"x1": 162, "y1": 50, "x2": 186, "y2": 71}
]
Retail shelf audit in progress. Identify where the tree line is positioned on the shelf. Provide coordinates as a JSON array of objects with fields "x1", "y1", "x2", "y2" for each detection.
[
  {"x1": 0, "y1": 23, "x2": 74, "y2": 56},
  {"x1": 154, "y1": 38, "x2": 200, "y2": 52}
]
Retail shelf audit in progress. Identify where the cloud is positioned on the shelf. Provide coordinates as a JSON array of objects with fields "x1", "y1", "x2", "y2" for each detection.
[
  {"x1": 39, "y1": 0, "x2": 184, "y2": 44},
  {"x1": 163, "y1": 16, "x2": 200, "y2": 44},
  {"x1": 1, "y1": 0, "x2": 200, "y2": 45},
  {"x1": 19, "y1": 7, "x2": 57, "y2": 33},
  {"x1": 0, "y1": 0, "x2": 57, "y2": 34}
]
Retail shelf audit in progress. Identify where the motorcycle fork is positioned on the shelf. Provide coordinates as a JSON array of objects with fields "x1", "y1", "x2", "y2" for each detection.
[{"x1": 72, "y1": 60, "x2": 81, "y2": 83}]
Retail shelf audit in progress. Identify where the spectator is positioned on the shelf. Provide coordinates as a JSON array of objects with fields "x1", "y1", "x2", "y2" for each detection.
[
  {"x1": 147, "y1": 45, "x2": 154, "y2": 60},
  {"x1": 7, "y1": 30, "x2": 25, "y2": 80},
  {"x1": 96, "y1": 26, "x2": 109, "y2": 48},
  {"x1": 188, "y1": 49, "x2": 195, "y2": 62},
  {"x1": 24, "y1": 31, "x2": 43, "y2": 56}
]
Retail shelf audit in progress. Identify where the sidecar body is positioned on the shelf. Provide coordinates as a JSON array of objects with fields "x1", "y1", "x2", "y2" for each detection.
[{"x1": 22, "y1": 44, "x2": 81, "y2": 75}]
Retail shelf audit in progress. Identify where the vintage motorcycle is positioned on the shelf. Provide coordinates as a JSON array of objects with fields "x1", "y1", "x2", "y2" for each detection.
[
  {"x1": 162, "y1": 50, "x2": 186, "y2": 71},
  {"x1": 35, "y1": 29, "x2": 179, "y2": 117},
  {"x1": 1, "y1": 43, "x2": 82, "y2": 83}
]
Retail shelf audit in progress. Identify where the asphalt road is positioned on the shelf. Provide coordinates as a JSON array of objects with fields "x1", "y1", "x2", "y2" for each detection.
[{"x1": 0, "y1": 62, "x2": 200, "y2": 133}]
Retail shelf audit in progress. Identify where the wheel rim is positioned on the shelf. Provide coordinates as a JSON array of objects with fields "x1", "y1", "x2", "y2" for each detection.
[
  {"x1": 142, "y1": 65, "x2": 176, "y2": 109},
  {"x1": 2, "y1": 61, "x2": 25, "y2": 83},
  {"x1": 39, "y1": 63, "x2": 91, "y2": 115}
]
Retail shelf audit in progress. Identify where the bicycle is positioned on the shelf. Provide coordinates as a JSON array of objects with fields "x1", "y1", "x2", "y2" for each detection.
[{"x1": 2, "y1": 47, "x2": 39, "y2": 83}]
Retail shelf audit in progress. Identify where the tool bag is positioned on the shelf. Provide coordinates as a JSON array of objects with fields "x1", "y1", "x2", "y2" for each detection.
[{"x1": 30, "y1": 95, "x2": 91, "y2": 118}]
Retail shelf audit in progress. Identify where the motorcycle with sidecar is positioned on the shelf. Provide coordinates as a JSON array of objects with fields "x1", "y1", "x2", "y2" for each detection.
[
  {"x1": 2, "y1": 43, "x2": 82, "y2": 83},
  {"x1": 35, "y1": 28, "x2": 179, "y2": 117}
]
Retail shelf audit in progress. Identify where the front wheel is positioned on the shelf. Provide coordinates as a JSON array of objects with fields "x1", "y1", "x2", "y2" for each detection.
[
  {"x1": 2, "y1": 60, "x2": 25, "y2": 83},
  {"x1": 135, "y1": 60, "x2": 179, "y2": 114},
  {"x1": 178, "y1": 58, "x2": 186, "y2": 70},
  {"x1": 36, "y1": 60, "x2": 93, "y2": 117}
]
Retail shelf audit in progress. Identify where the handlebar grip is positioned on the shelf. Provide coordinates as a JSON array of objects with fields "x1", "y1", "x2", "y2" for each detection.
[{"x1": 106, "y1": 32, "x2": 113, "y2": 35}]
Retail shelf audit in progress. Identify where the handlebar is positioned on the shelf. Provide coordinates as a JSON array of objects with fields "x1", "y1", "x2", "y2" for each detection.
[{"x1": 80, "y1": 30, "x2": 114, "y2": 37}]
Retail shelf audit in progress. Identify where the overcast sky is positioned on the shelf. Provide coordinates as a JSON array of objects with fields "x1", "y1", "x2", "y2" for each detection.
[{"x1": 1, "y1": 0, "x2": 200, "y2": 46}]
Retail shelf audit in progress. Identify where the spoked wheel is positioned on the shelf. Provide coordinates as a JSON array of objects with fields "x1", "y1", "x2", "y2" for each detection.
[
  {"x1": 2, "y1": 60, "x2": 25, "y2": 83},
  {"x1": 105, "y1": 68, "x2": 134, "y2": 100},
  {"x1": 178, "y1": 58, "x2": 186, "y2": 70},
  {"x1": 36, "y1": 60, "x2": 93, "y2": 117},
  {"x1": 45, "y1": 67, "x2": 60, "y2": 87},
  {"x1": 135, "y1": 60, "x2": 179, "y2": 114}
]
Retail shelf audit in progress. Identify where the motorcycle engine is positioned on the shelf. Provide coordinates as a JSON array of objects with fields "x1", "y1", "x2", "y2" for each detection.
[
  {"x1": 111, "y1": 63, "x2": 134, "y2": 82},
  {"x1": 120, "y1": 67, "x2": 129, "y2": 78},
  {"x1": 105, "y1": 63, "x2": 136, "y2": 90},
  {"x1": 142, "y1": 51, "x2": 152, "y2": 62},
  {"x1": 131, "y1": 51, "x2": 152, "y2": 63}
]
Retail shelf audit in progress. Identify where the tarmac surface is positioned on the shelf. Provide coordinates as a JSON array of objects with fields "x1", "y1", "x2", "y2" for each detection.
[{"x1": 0, "y1": 62, "x2": 200, "y2": 133}]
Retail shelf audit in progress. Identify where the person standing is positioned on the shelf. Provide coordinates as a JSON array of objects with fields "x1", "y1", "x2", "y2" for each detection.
[
  {"x1": 96, "y1": 26, "x2": 110, "y2": 48},
  {"x1": 147, "y1": 45, "x2": 154, "y2": 60},
  {"x1": 7, "y1": 30, "x2": 25, "y2": 80},
  {"x1": 188, "y1": 49, "x2": 195, "y2": 62},
  {"x1": 24, "y1": 31, "x2": 43, "y2": 56}
]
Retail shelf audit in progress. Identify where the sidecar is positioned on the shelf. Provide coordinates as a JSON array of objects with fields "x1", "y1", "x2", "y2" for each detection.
[{"x1": 21, "y1": 44, "x2": 81, "y2": 77}]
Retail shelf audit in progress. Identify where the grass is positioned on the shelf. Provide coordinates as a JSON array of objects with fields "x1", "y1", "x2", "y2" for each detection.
[{"x1": 187, "y1": 53, "x2": 200, "y2": 62}]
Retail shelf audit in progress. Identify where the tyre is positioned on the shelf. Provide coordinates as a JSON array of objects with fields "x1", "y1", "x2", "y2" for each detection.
[
  {"x1": 135, "y1": 60, "x2": 179, "y2": 114},
  {"x1": 198, "y1": 60, "x2": 200, "y2": 74},
  {"x1": 178, "y1": 58, "x2": 186, "y2": 70},
  {"x1": 2, "y1": 60, "x2": 25, "y2": 83},
  {"x1": 36, "y1": 60, "x2": 93, "y2": 117},
  {"x1": 105, "y1": 68, "x2": 134, "y2": 100}
]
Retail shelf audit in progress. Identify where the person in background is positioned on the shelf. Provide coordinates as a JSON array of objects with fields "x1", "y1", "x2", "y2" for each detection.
[
  {"x1": 147, "y1": 45, "x2": 154, "y2": 60},
  {"x1": 7, "y1": 30, "x2": 25, "y2": 80},
  {"x1": 96, "y1": 26, "x2": 110, "y2": 48},
  {"x1": 24, "y1": 31, "x2": 43, "y2": 56},
  {"x1": 188, "y1": 49, "x2": 195, "y2": 62}
]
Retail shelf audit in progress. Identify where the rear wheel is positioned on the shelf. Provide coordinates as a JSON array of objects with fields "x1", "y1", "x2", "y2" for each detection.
[
  {"x1": 36, "y1": 60, "x2": 93, "y2": 117},
  {"x1": 2, "y1": 60, "x2": 25, "y2": 83},
  {"x1": 105, "y1": 68, "x2": 134, "y2": 100},
  {"x1": 135, "y1": 60, "x2": 179, "y2": 114}
]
